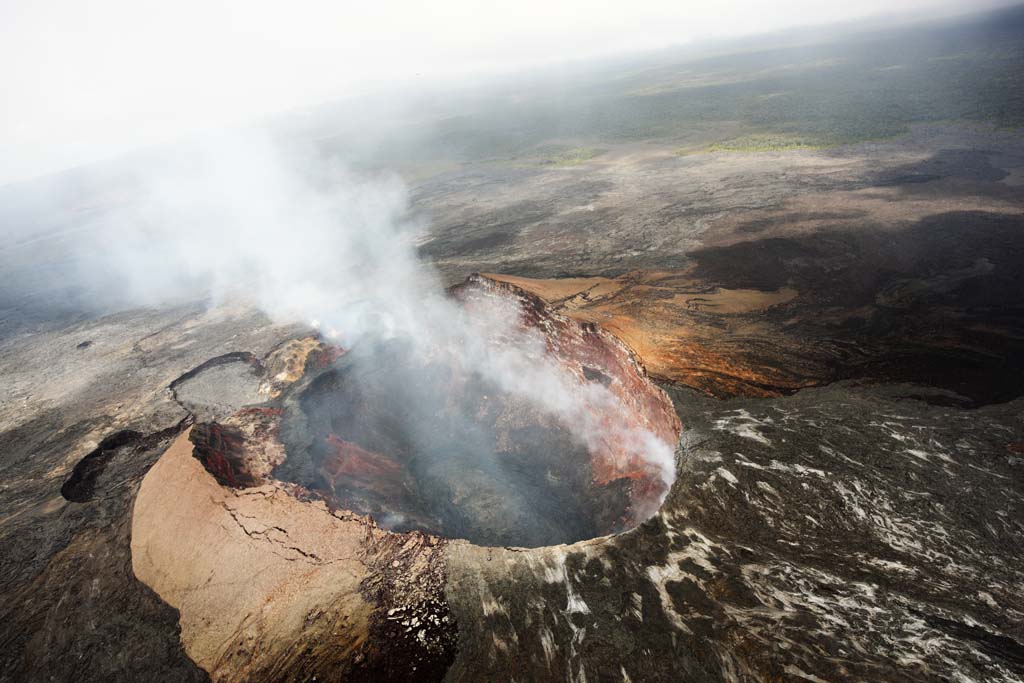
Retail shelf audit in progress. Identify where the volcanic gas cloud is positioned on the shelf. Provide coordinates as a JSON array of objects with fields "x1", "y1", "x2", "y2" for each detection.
[
  {"x1": 265, "y1": 276, "x2": 681, "y2": 547},
  {"x1": 89, "y1": 133, "x2": 680, "y2": 547}
]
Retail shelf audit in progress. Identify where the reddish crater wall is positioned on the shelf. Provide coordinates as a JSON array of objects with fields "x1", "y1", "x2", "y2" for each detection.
[{"x1": 453, "y1": 274, "x2": 682, "y2": 520}]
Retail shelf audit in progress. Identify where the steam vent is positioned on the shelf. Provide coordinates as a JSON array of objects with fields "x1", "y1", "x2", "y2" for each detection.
[{"x1": 276, "y1": 276, "x2": 680, "y2": 547}]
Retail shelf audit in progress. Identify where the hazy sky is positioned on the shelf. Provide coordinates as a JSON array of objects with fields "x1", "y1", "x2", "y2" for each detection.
[{"x1": 0, "y1": 0, "x2": 1006, "y2": 185}]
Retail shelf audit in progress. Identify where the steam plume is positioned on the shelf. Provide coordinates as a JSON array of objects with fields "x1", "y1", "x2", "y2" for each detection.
[{"x1": 78, "y1": 129, "x2": 677, "y2": 497}]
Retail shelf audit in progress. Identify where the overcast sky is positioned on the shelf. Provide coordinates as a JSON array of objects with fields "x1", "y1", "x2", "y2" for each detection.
[{"x1": 0, "y1": 0, "x2": 1009, "y2": 185}]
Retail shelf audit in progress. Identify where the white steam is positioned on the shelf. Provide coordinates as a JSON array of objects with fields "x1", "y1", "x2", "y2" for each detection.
[{"x1": 83, "y1": 129, "x2": 677, "y2": 491}]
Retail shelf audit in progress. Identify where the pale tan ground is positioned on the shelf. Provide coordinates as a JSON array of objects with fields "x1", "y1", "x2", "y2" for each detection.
[
  {"x1": 485, "y1": 272, "x2": 805, "y2": 396},
  {"x1": 258, "y1": 336, "x2": 331, "y2": 398},
  {"x1": 131, "y1": 430, "x2": 373, "y2": 682}
]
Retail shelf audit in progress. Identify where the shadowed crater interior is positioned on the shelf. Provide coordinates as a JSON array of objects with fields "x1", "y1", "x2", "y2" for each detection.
[
  {"x1": 277, "y1": 342, "x2": 638, "y2": 547},
  {"x1": 275, "y1": 279, "x2": 681, "y2": 549}
]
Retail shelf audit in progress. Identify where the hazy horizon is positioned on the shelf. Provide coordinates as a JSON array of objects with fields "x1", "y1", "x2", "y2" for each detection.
[{"x1": 1, "y1": 0, "x2": 1017, "y2": 186}]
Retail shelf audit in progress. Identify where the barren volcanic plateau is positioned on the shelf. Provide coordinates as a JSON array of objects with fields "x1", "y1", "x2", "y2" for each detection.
[{"x1": 3, "y1": 5, "x2": 1024, "y2": 683}]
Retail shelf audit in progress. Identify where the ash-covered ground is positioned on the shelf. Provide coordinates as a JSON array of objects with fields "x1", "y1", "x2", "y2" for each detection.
[{"x1": 2, "y1": 6, "x2": 1024, "y2": 683}]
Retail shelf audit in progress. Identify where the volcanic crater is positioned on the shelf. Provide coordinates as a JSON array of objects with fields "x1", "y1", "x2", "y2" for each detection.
[{"x1": 180, "y1": 276, "x2": 681, "y2": 548}]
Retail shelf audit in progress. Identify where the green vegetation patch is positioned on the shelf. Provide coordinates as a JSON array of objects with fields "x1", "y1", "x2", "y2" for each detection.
[
  {"x1": 539, "y1": 147, "x2": 607, "y2": 166},
  {"x1": 702, "y1": 133, "x2": 829, "y2": 153},
  {"x1": 678, "y1": 125, "x2": 912, "y2": 156}
]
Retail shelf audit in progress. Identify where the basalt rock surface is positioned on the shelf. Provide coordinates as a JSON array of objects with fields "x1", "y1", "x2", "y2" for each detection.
[{"x1": 3, "y1": 122, "x2": 1024, "y2": 682}]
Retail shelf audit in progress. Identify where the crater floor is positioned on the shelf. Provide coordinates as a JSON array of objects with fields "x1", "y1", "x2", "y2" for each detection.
[{"x1": 278, "y1": 340, "x2": 642, "y2": 547}]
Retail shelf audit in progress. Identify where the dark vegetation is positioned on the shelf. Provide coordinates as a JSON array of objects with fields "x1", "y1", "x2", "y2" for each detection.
[{"x1": 296, "y1": 5, "x2": 1024, "y2": 168}]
